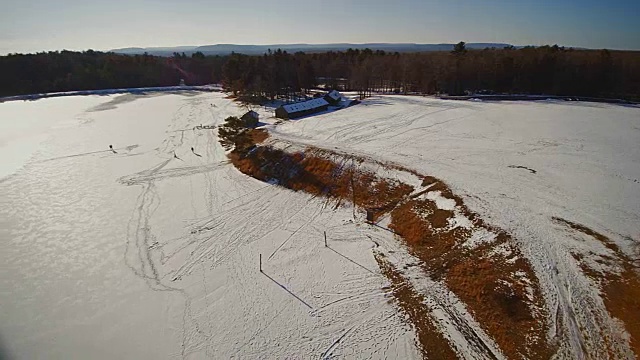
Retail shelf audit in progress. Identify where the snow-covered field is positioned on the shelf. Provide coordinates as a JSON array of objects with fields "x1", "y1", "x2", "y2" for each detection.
[
  {"x1": 270, "y1": 95, "x2": 640, "y2": 357},
  {"x1": 272, "y1": 95, "x2": 640, "y2": 254},
  {"x1": 271, "y1": 96, "x2": 640, "y2": 250},
  {"x1": 1, "y1": 92, "x2": 639, "y2": 359}
]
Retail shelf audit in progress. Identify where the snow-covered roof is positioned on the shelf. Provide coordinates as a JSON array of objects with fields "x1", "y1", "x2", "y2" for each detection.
[
  {"x1": 326, "y1": 90, "x2": 342, "y2": 101},
  {"x1": 244, "y1": 110, "x2": 259, "y2": 119},
  {"x1": 282, "y1": 98, "x2": 329, "y2": 113}
]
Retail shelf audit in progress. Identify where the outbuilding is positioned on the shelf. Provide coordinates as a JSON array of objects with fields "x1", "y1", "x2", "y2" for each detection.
[
  {"x1": 275, "y1": 98, "x2": 329, "y2": 119},
  {"x1": 241, "y1": 110, "x2": 259, "y2": 128},
  {"x1": 324, "y1": 90, "x2": 342, "y2": 105}
]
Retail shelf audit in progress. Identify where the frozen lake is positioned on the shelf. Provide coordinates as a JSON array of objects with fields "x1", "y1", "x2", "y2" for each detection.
[
  {"x1": 0, "y1": 92, "x2": 417, "y2": 359},
  {"x1": 1, "y1": 93, "x2": 198, "y2": 359}
]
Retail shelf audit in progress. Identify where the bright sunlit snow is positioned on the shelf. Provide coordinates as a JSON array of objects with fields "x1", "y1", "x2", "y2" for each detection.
[{"x1": 1, "y1": 91, "x2": 639, "y2": 359}]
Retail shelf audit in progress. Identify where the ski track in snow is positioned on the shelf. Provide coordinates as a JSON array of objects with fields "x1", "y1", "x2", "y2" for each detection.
[
  {"x1": 119, "y1": 93, "x2": 640, "y2": 358},
  {"x1": 111, "y1": 93, "x2": 420, "y2": 359}
]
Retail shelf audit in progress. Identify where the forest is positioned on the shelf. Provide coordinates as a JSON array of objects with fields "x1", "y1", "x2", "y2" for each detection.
[{"x1": 1, "y1": 43, "x2": 639, "y2": 101}]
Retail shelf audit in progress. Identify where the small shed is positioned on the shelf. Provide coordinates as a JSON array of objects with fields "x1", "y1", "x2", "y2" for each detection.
[
  {"x1": 324, "y1": 90, "x2": 342, "y2": 105},
  {"x1": 275, "y1": 98, "x2": 329, "y2": 119},
  {"x1": 241, "y1": 110, "x2": 259, "y2": 128}
]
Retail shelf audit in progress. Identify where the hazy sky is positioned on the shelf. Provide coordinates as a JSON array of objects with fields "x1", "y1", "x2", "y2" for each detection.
[{"x1": 1, "y1": 0, "x2": 639, "y2": 54}]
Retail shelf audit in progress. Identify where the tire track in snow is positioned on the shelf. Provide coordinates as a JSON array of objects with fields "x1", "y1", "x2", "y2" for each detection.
[
  {"x1": 268, "y1": 200, "x2": 322, "y2": 260},
  {"x1": 119, "y1": 94, "x2": 424, "y2": 358},
  {"x1": 120, "y1": 94, "x2": 239, "y2": 359}
]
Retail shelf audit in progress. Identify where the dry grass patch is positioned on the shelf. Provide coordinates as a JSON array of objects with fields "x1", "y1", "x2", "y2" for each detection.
[
  {"x1": 248, "y1": 129, "x2": 269, "y2": 144},
  {"x1": 375, "y1": 252, "x2": 459, "y2": 359},
  {"x1": 390, "y1": 199, "x2": 555, "y2": 359},
  {"x1": 230, "y1": 145, "x2": 413, "y2": 209},
  {"x1": 554, "y1": 217, "x2": 640, "y2": 357}
]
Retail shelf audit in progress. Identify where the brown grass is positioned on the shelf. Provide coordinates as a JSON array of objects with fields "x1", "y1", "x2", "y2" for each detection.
[
  {"x1": 554, "y1": 217, "x2": 640, "y2": 357},
  {"x1": 390, "y1": 200, "x2": 555, "y2": 359},
  {"x1": 223, "y1": 129, "x2": 555, "y2": 358},
  {"x1": 375, "y1": 252, "x2": 459, "y2": 359},
  {"x1": 229, "y1": 146, "x2": 414, "y2": 210},
  {"x1": 248, "y1": 129, "x2": 269, "y2": 144}
]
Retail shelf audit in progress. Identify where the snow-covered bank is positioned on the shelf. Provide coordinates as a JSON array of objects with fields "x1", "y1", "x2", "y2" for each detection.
[{"x1": 269, "y1": 95, "x2": 640, "y2": 357}]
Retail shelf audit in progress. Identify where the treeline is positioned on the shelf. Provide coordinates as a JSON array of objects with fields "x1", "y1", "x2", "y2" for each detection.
[
  {"x1": 224, "y1": 44, "x2": 640, "y2": 101},
  {"x1": 221, "y1": 49, "x2": 316, "y2": 102},
  {"x1": 0, "y1": 50, "x2": 226, "y2": 97},
  {"x1": 2, "y1": 44, "x2": 640, "y2": 101}
]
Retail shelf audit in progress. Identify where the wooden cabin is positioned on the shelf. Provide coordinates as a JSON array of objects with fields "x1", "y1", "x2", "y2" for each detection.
[{"x1": 241, "y1": 110, "x2": 259, "y2": 128}]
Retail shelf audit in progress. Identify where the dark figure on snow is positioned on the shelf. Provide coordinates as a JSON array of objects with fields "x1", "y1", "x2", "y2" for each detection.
[
  {"x1": 109, "y1": 145, "x2": 117, "y2": 154},
  {"x1": 191, "y1": 147, "x2": 202, "y2": 157}
]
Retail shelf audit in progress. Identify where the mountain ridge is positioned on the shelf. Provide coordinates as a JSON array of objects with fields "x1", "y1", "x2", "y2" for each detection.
[{"x1": 110, "y1": 42, "x2": 515, "y2": 56}]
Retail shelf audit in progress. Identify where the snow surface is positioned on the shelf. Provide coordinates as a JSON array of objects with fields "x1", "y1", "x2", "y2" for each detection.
[
  {"x1": 426, "y1": 191, "x2": 457, "y2": 211},
  {"x1": 0, "y1": 85, "x2": 220, "y2": 103},
  {"x1": 269, "y1": 95, "x2": 640, "y2": 357},
  {"x1": 270, "y1": 95, "x2": 640, "y2": 252},
  {"x1": 2, "y1": 92, "x2": 639, "y2": 359},
  {"x1": 0, "y1": 92, "x2": 419, "y2": 359}
]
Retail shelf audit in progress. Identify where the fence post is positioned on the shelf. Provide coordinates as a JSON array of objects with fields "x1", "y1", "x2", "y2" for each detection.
[
  {"x1": 351, "y1": 172, "x2": 356, "y2": 220},
  {"x1": 260, "y1": 254, "x2": 262, "y2": 273},
  {"x1": 324, "y1": 231, "x2": 327, "y2": 247}
]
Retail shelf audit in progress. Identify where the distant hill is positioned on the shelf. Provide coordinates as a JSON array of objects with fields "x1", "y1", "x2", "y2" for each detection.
[
  {"x1": 111, "y1": 46, "x2": 201, "y2": 55},
  {"x1": 110, "y1": 43, "x2": 514, "y2": 56}
]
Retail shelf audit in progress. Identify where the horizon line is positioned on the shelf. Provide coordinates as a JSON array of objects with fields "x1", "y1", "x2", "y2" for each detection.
[{"x1": 4, "y1": 42, "x2": 640, "y2": 56}]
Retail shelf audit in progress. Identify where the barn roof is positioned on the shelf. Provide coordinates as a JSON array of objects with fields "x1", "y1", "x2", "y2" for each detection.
[
  {"x1": 243, "y1": 110, "x2": 259, "y2": 119},
  {"x1": 326, "y1": 90, "x2": 342, "y2": 101},
  {"x1": 282, "y1": 98, "x2": 329, "y2": 113}
]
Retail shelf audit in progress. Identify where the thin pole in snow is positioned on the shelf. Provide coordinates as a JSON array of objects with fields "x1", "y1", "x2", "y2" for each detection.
[
  {"x1": 324, "y1": 231, "x2": 327, "y2": 247},
  {"x1": 350, "y1": 160, "x2": 356, "y2": 220},
  {"x1": 259, "y1": 254, "x2": 262, "y2": 273}
]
